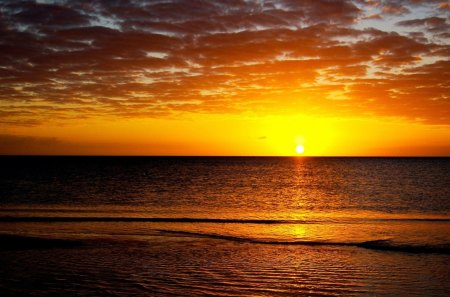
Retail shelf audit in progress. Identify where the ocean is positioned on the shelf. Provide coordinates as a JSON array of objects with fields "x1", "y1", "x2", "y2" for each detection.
[{"x1": 0, "y1": 156, "x2": 449, "y2": 296}]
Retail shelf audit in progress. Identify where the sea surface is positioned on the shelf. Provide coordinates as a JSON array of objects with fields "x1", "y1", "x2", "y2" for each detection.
[{"x1": 0, "y1": 156, "x2": 449, "y2": 296}]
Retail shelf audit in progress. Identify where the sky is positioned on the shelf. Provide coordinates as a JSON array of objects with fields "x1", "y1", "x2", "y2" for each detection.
[{"x1": 0, "y1": 0, "x2": 449, "y2": 156}]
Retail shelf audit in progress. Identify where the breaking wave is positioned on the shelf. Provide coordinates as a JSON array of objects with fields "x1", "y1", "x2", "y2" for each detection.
[{"x1": 157, "y1": 230, "x2": 450, "y2": 254}]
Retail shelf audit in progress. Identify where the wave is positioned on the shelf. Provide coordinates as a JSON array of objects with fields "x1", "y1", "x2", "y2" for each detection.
[
  {"x1": 0, "y1": 216, "x2": 313, "y2": 224},
  {"x1": 156, "y1": 230, "x2": 450, "y2": 254},
  {"x1": 2, "y1": 230, "x2": 449, "y2": 254},
  {"x1": 355, "y1": 239, "x2": 450, "y2": 254},
  {"x1": 0, "y1": 216, "x2": 448, "y2": 223}
]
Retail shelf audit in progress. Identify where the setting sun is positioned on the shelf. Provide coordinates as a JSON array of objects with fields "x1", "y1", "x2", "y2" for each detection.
[{"x1": 296, "y1": 144, "x2": 305, "y2": 155}]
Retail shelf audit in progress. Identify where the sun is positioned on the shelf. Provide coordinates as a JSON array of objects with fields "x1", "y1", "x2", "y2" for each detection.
[{"x1": 295, "y1": 144, "x2": 305, "y2": 155}]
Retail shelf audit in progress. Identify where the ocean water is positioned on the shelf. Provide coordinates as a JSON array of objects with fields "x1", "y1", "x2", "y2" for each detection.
[{"x1": 0, "y1": 156, "x2": 449, "y2": 296}]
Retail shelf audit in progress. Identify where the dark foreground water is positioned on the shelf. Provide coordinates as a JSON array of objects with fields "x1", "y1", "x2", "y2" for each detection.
[{"x1": 0, "y1": 156, "x2": 449, "y2": 296}]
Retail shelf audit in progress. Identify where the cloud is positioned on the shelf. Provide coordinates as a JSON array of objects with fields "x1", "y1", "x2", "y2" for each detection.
[
  {"x1": 5, "y1": 1, "x2": 90, "y2": 27},
  {"x1": 364, "y1": 13, "x2": 383, "y2": 20},
  {"x1": 397, "y1": 16, "x2": 449, "y2": 32},
  {"x1": 0, "y1": 0, "x2": 448, "y2": 126},
  {"x1": 0, "y1": 134, "x2": 61, "y2": 154},
  {"x1": 382, "y1": 4, "x2": 410, "y2": 15},
  {"x1": 0, "y1": 134, "x2": 195, "y2": 155}
]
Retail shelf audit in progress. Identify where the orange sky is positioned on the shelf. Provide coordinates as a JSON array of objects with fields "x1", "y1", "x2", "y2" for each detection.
[{"x1": 0, "y1": 0, "x2": 449, "y2": 156}]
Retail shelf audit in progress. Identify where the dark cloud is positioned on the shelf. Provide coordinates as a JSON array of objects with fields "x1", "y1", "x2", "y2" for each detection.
[
  {"x1": 0, "y1": 134, "x2": 61, "y2": 154},
  {"x1": 397, "y1": 17, "x2": 449, "y2": 34},
  {"x1": 0, "y1": 134, "x2": 188, "y2": 155},
  {"x1": 0, "y1": 0, "x2": 448, "y2": 126},
  {"x1": 5, "y1": 1, "x2": 90, "y2": 27},
  {"x1": 354, "y1": 32, "x2": 432, "y2": 64}
]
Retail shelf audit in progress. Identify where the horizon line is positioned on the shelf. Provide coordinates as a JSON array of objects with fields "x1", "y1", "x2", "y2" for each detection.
[{"x1": 1, "y1": 155, "x2": 449, "y2": 158}]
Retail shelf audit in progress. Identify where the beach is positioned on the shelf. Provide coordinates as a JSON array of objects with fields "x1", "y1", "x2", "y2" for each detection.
[{"x1": 1, "y1": 231, "x2": 449, "y2": 296}]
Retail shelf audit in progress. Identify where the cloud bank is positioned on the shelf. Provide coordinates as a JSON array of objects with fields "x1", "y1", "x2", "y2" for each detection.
[{"x1": 0, "y1": 0, "x2": 449, "y2": 125}]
